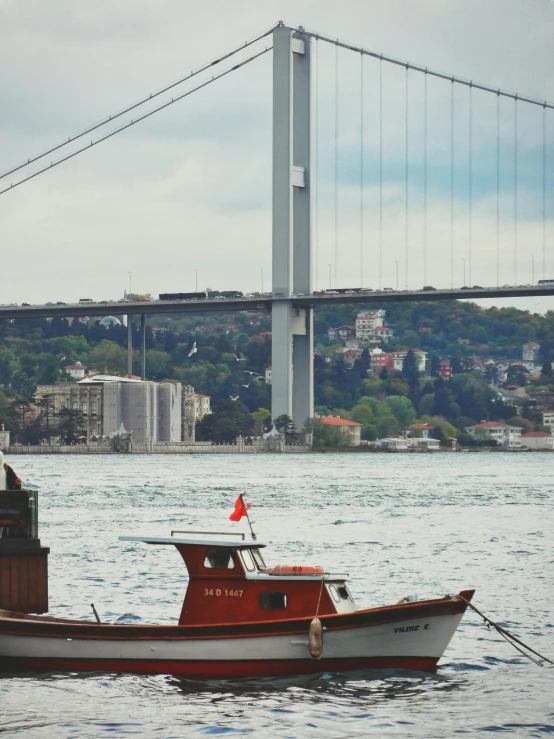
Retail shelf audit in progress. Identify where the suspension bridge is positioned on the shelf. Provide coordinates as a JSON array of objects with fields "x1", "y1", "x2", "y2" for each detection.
[{"x1": 1, "y1": 23, "x2": 553, "y2": 428}]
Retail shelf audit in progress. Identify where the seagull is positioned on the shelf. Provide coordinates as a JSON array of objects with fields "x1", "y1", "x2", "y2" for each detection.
[
  {"x1": 229, "y1": 395, "x2": 240, "y2": 401},
  {"x1": 232, "y1": 353, "x2": 246, "y2": 362},
  {"x1": 243, "y1": 370, "x2": 262, "y2": 377},
  {"x1": 187, "y1": 342, "x2": 197, "y2": 358},
  {"x1": 241, "y1": 383, "x2": 251, "y2": 388}
]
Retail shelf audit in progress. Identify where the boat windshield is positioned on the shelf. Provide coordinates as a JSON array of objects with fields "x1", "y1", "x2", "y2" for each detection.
[
  {"x1": 251, "y1": 548, "x2": 266, "y2": 569},
  {"x1": 204, "y1": 548, "x2": 235, "y2": 570}
]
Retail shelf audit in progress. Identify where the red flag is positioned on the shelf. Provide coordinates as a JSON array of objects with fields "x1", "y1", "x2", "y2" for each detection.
[{"x1": 229, "y1": 496, "x2": 247, "y2": 522}]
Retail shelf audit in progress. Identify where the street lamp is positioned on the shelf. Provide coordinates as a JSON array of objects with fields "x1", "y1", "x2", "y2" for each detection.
[
  {"x1": 394, "y1": 261, "x2": 399, "y2": 291},
  {"x1": 532, "y1": 255, "x2": 535, "y2": 285},
  {"x1": 128, "y1": 271, "x2": 132, "y2": 298},
  {"x1": 328, "y1": 264, "x2": 332, "y2": 290},
  {"x1": 462, "y1": 258, "x2": 466, "y2": 287},
  {"x1": 260, "y1": 267, "x2": 264, "y2": 294},
  {"x1": 195, "y1": 269, "x2": 198, "y2": 292}
]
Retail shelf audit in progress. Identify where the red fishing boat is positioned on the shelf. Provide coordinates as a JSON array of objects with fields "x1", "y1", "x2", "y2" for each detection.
[{"x1": 0, "y1": 522, "x2": 474, "y2": 678}]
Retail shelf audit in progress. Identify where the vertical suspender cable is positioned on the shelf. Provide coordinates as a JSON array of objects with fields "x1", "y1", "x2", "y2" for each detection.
[
  {"x1": 379, "y1": 58, "x2": 383, "y2": 290},
  {"x1": 468, "y1": 83, "x2": 473, "y2": 288},
  {"x1": 450, "y1": 80, "x2": 455, "y2": 287},
  {"x1": 514, "y1": 95, "x2": 518, "y2": 286},
  {"x1": 423, "y1": 71, "x2": 428, "y2": 288},
  {"x1": 543, "y1": 104, "x2": 547, "y2": 281},
  {"x1": 335, "y1": 42, "x2": 339, "y2": 288},
  {"x1": 496, "y1": 92, "x2": 500, "y2": 287},
  {"x1": 360, "y1": 52, "x2": 364, "y2": 287},
  {"x1": 405, "y1": 65, "x2": 409, "y2": 290},
  {"x1": 314, "y1": 39, "x2": 319, "y2": 293}
]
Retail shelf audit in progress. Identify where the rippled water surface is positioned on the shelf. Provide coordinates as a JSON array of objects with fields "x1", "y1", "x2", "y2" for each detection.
[{"x1": 1, "y1": 453, "x2": 553, "y2": 737}]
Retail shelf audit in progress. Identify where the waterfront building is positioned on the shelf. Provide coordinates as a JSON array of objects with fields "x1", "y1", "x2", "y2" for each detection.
[
  {"x1": 182, "y1": 387, "x2": 212, "y2": 442},
  {"x1": 36, "y1": 376, "x2": 181, "y2": 443},
  {"x1": 520, "y1": 431, "x2": 554, "y2": 450},
  {"x1": 407, "y1": 437, "x2": 441, "y2": 450},
  {"x1": 374, "y1": 437, "x2": 408, "y2": 450},
  {"x1": 464, "y1": 422, "x2": 522, "y2": 447},
  {"x1": 317, "y1": 416, "x2": 362, "y2": 446},
  {"x1": 403, "y1": 423, "x2": 434, "y2": 439}
]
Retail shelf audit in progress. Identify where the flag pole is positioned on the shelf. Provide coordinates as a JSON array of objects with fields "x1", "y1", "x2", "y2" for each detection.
[{"x1": 241, "y1": 493, "x2": 256, "y2": 540}]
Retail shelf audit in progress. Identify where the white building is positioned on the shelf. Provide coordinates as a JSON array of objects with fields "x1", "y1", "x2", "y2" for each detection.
[
  {"x1": 390, "y1": 349, "x2": 427, "y2": 372},
  {"x1": 465, "y1": 422, "x2": 522, "y2": 447},
  {"x1": 522, "y1": 341, "x2": 540, "y2": 361},
  {"x1": 521, "y1": 432, "x2": 554, "y2": 450},
  {"x1": 63, "y1": 361, "x2": 86, "y2": 380},
  {"x1": 542, "y1": 410, "x2": 554, "y2": 430},
  {"x1": 355, "y1": 310, "x2": 385, "y2": 339},
  {"x1": 374, "y1": 437, "x2": 408, "y2": 450},
  {"x1": 408, "y1": 437, "x2": 441, "y2": 450},
  {"x1": 195, "y1": 393, "x2": 211, "y2": 420}
]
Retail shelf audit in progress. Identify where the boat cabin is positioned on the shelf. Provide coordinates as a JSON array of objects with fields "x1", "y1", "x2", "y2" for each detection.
[{"x1": 119, "y1": 531, "x2": 357, "y2": 626}]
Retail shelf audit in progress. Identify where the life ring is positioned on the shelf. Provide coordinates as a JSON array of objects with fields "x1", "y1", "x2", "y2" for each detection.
[{"x1": 270, "y1": 565, "x2": 325, "y2": 576}]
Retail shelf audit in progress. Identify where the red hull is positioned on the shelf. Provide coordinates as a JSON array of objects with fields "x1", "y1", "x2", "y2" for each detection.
[{"x1": 1, "y1": 655, "x2": 439, "y2": 678}]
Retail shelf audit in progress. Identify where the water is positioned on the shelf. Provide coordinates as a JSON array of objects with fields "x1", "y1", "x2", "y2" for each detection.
[{"x1": 1, "y1": 453, "x2": 553, "y2": 737}]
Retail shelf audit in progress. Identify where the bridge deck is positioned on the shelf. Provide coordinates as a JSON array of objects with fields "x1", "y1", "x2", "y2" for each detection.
[{"x1": 0, "y1": 285, "x2": 553, "y2": 320}]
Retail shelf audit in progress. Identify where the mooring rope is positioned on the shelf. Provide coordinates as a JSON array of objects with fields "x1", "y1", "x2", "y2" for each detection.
[{"x1": 457, "y1": 595, "x2": 552, "y2": 667}]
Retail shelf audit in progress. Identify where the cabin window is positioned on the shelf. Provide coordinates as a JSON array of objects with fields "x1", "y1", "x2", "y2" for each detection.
[
  {"x1": 260, "y1": 592, "x2": 287, "y2": 610},
  {"x1": 329, "y1": 585, "x2": 341, "y2": 603},
  {"x1": 337, "y1": 585, "x2": 350, "y2": 600},
  {"x1": 241, "y1": 549, "x2": 256, "y2": 572},
  {"x1": 251, "y1": 548, "x2": 266, "y2": 569},
  {"x1": 203, "y1": 548, "x2": 235, "y2": 570}
]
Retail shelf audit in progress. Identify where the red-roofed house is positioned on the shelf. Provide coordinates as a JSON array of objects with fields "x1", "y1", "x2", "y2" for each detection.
[
  {"x1": 403, "y1": 423, "x2": 434, "y2": 439},
  {"x1": 521, "y1": 431, "x2": 554, "y2": 450},
  {"x1": 64, "y1": 361, "x2": 86, "y2": 380},
  {"x1": 439, "y1": 359, "x2": 452, "y2": 379},
  {"x1": 317, "y1": 416, "x2": 362, "y2": 446}
]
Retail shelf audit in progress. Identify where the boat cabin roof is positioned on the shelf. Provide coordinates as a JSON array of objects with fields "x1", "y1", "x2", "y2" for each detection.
[{"x1": 119, "y1": 535, "x2": 266, "y2": 549}]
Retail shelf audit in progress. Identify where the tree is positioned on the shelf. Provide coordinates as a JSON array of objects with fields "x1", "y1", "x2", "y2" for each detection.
[
  {"x1": 401, "y1": 349, "x2": 420, "y2": 403},
  {"x1": 196, "y1": 399, "x2": 254, "y2": 443},
  {"x1": 384, "y1": 395, "x2": 416, "y2": 427},
  {"x1": 55, "y1": 408, "x2": 85, "y2": 445},
  {"x1": 430, "y1": 356, "x2": 441, "y2": 377},
  {"x1": 274, "y1": 414, "x2": 294, "y2": 434},
  {"x1": 506, "y1": 364, "x2": 529, "y2": 386},
  {"x1": 312, "y1": 420, "x2": 347, "y2": 449},
  {"x1": 541, "y1": 361, "x2": 553, "y2": 379}
]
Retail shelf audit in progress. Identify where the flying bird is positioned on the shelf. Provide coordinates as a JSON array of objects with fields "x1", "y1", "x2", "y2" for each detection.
[
  {"x1": 187, "y1": 342, "x2": 197, "y2": 358},
  {"x1": 229, "y1": 395, "x2": 239, "y2": 401},
  {"x1": 243, "y1": 371, "x2": 262, "y2": 377},
  {"x1": 232, "y1": 353, "x2": 246, "y2": 362}
]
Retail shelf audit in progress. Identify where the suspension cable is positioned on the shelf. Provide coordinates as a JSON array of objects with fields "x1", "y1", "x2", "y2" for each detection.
[
  {"x1": 543, "y1": 105, "x2": 547, "y2": 281},
  {"x1": 334, "y1": 42, "x2": 339, "y2": 288},
  {"x1": 315, "y1": 38, "x2": 319, "y2": 293},
  {"x1": 405, "y1": 65, "x2": 409, "y2": 290},
  {"x1": 360, "y1": 52, "x2": 365, "y2": 288},
  {"x1": 450, "y1": 80, "x2": 455, "y2": 288},
  {"x1": 0, "y1": 47, "x2": 271, "y2": 197},
  {"x1": 423, "y1": 71, "x2": 428, "y2": 288},
  {"x1": 468, "y1": 84, "x2": 473, "y2": 288},
  {"x1": 514, "y1": 96, "x2": 518, "y2": 286},
  {"x1": 496, "y1": 92, "x2": 501, "y2": 287},
  {"x1": 379, "y1": 58, "x2": 384, "y2": 291},
  {"x1": 293, "y1": 27, "x2": 554, "y2": 111},
  {"x1": 0, "y1": 26, "x2": 276, "y2": 182}
]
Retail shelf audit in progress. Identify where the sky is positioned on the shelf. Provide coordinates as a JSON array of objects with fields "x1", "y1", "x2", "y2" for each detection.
[{"x1": 0, "y1": 0, "x2": 553, "y2": 313}]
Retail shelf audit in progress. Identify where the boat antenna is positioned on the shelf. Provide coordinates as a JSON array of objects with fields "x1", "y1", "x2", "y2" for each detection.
[{"x1": 241, "y1": 493, "x2": 257, "y2": 540}]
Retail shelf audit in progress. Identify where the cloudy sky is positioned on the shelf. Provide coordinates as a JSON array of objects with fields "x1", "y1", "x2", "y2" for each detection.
[{"x1": 0, "y1": 0, "x2": 553, "y2": 312}]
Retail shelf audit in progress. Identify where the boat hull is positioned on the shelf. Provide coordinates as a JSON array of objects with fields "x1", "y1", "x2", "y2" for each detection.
[{"x1": 0, "y1": 591, "x2": 473, "y2": 679}]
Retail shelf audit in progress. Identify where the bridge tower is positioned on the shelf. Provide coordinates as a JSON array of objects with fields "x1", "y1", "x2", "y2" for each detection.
[{"x1": 271, "y1": 24, "x2": 313, "y2": 430}]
